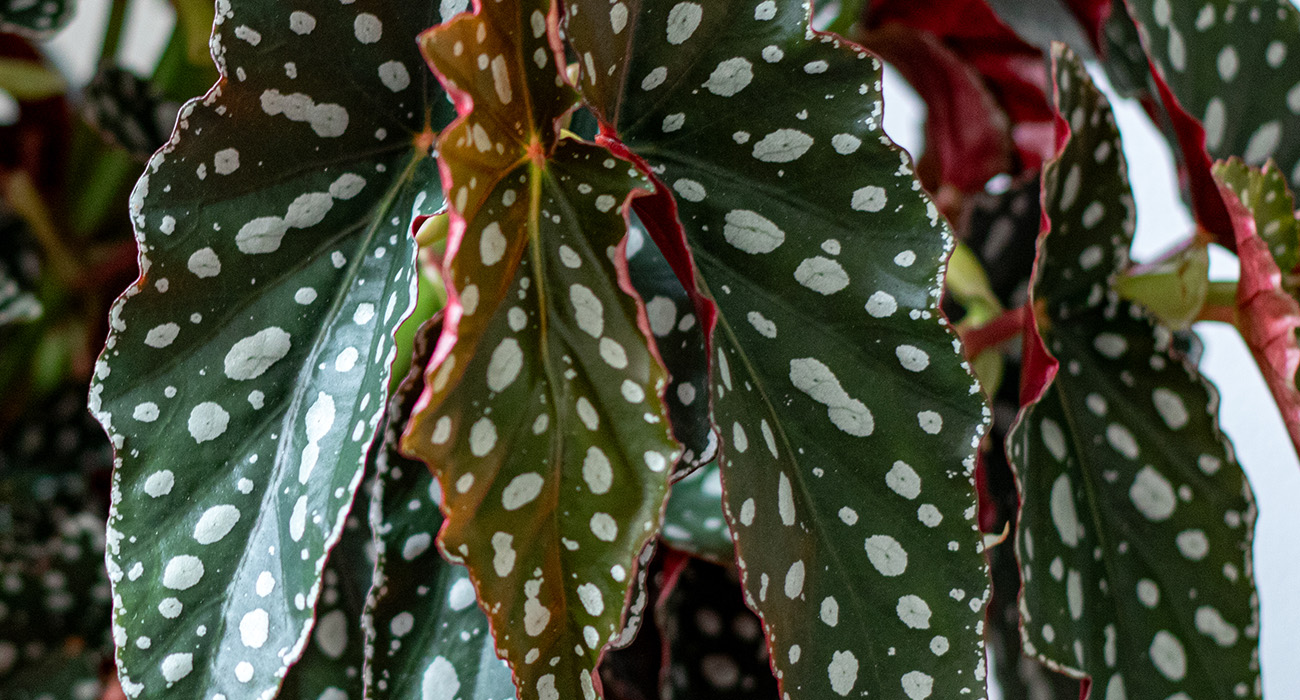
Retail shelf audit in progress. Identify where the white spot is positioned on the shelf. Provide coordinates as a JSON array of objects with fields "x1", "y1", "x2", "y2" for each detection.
[
  {"x1": 1137, "y1": 579, "x2": 1160, "y2": 608},
  {"x1": 1106, "y1": 424, "x2": 1139, "y2": 459},
  {"x1": 378, "y1": 61, "x2": 411, "y2": 91},
  {"x1": 820, "y1": 596, "x2": 839, "y2": 626},
  {"x1": 1152, "y1": 388, "x2": 1188, "y2": 429},
  {"x1": 747, "y1": 311, "x2": 776, "y2": 338},
  {"x1": 590, "y1": 512, "x2": 618, "y2": 541},
  {"x1": 236, "y1": 216, "x2": 290, "y2": 254},
  {"x1": 160, "y1": 653, "x2": 193, "y2": 682},
  {"x1": 289, "y1": 495, "x2": 308, "y2": 542},
  {"x1": 752, "y1": 128, "x2": 814, "y2": 162},
  {"x1": 479, "y1": 222, "x2": 506, "y2": 266},
  {"x1": 353, "y1": 13, "x2": 381, "y2": 43},
  {"x1": 315, "y1": 610, "x2": 347, "y2": 658},
  {"x1": 918, "y1": 411, "x2": 942, "y2": 434},
  {"x1": 162, "y1": 555, "x2": 204, "y2": 590},
  {"x1": 777, "y1": 472, "x2": 796, "y2": 525},
  {"x1": 334, "y1": 347, "x2": 358, "y2": 372},
  {"x1": 1050, "y1": 475, "x2": 1082, "y2": 547},
  {"x1": 1245, "y1": 121, "x2": 1282, "y2": 165},
  {"x1": 886, "y1": 461, "x2": 921, "y2": 499},
  {"x1": 570, "y1": 284, "x2": 605, "y2": 337},
  {"x1": 490, "y1": 55, "x2": 512, "y2": 105},
  {"x1": 256, "y1": 571, "x2": 275, "y2": 597},
  {"x1": 827, "y1": 651, "x2": 858, "y2": 696},
  {"x1": 646, "y1": 297, "x2": 676, "y2": 336},
  {"x1": 294, "y1": 287, "x2": 317, "y2": 304},
  {"x1": 486, "y1": 338, "x2": 523, "y2": 392},
  {"x1": 1041, "y1": 418, "x2": 1068, "y2": 461},
  {"x1": 1194, "y1": 606, "x2": 1239, "y2": 647},
  {"x1": 289, "y1": 11, "x2": 316, "y2": 34},
  {"x1": 1067, "y1": 569, "x2": 1084, "y2": 619},
  {"x1": 469, "y1": 417, "x2": 498, "y2": 456},
  {"x1": 188, "y1": 247, "x2": 221, "y2": 277},
  {"x1": 583, "y1": 447, "x2": 613, "y2": 494},
  {"x1": 895, "y1": 345, "x2": 929, "y2": 372},
  {"x1": 832, "y1": 134, "x2": 862, "y2": 154},
  {"x1": 214, "y1": 148, "x2": 240, "y2": 175},
  {"x1": 896, "y1": 595, "x2": 932, "y2": 628},
  {"x1": 194, "y1": 504, "x2": 240, "y2": 544},
  {"x1": 240, "y1": 609, "x2": 269, "y2": 648},
  {"x1": 794, "y1": 257, "x2": 850, "y2": 295},
  {"x1": 224, "y1": 327, "x2": 292, "y2": 380},
  {"x1": 576, "y1": 582, "x2": 604, "y2": 616},
  {"x1": 403, "y1": 532, "x2": 432, "y2": 560},
  {"x1": 784, "y1": 560, "x2": 805, "y2": 598},
  {"x1": 353, "y1": 303, "x2": 375, "y2": 325},
  {"x1": 665, "y1": 2, "x2": 702, "y2": 44},
  {"x1": 704, "y1": 57, "x2": 753, "y2": 96},
  {"x1": 448, "y1": 578, "x2": 475, "y2": 611},
  {"x1": 865, "y1": 535, "x2": 908, "y2": 576},
  {"x1": 188, "y1": 402, "x2": 229, "y2": 443},
  {"x1": 502, "y1": 473, "x2": 545, "y2": 510},
  {"x1": 673, "y1": 178, "x2": 706, "y2": 202},
  {"x1": 641, "y1": 66, "x2": 668, "y2": 90},
  {"x1": 788, "y1": 357, "x2": 873, "y2": 436},
  {"x1": 724, "y1": 209, "x2": 785, "y2": 253},
  {"x1": 491, "y1": 532, "x2": 516, "y2": 576},
  {"x1": 1130, "y1": 466, "x2": 1176, "y2": 521},
  {"x1": 851, "y1": 186, "x2": 887, "y2": 212},
  {"x1": 1149, "y1": 631, "x2": 1187, "y2": 681},
  {"x1": 865, "y1": 290, "x2": 898, "y2": 317},
  {"x1": 144, "y1": 470, "x2": 174, "y2": 497},
  {"x1": 1094, "y1": 332, "x2": 1127, "y2": 358},
  {"x1": 901, "y1": 671, "x2": 934, "y2": 699},
  {"x1": 1175, "y1": 529, "x2": 1209, "y2": 560},
  {"x1": 754, "y1": 0, "x2": 776, "y2": 20}
]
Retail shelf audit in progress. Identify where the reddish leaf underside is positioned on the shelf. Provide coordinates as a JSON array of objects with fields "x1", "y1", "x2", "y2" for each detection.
[
  {"x1": 402, "y1": 3, "x2": 678, "y2": 700},
  {"x1": 1213, "y1": 158, "x2": 1300, "y2": 461},
  {"x1": 1009, "y1": 45, "x2": 1260, "y2": 700}
]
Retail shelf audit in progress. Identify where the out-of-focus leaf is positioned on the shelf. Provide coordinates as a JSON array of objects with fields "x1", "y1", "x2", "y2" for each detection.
[
  {"x1": 659, "y1": 464, "x2": 731, "y2": 563},
  {"x1": 0, "y1": 207, "x2": 42, "y2": 326},
  {"x1": 657, "y1": 558, "x2": 776, "y2": 700},
  {"x1": 87, "y1": 0, "x2": 453, "y2": 695},
  {"x1": 0, "y1": 57, "x2": 65, "y2": 100},
  {"x1": 0, "y1": 0, "x2": 74, "y2": 38},
  {"x1": 1114, "y1": 241, "x2": 1210, "y2": 330},
  {"x1": 859, "y1": 0, "x2": 1055, "y2": 192},
  {"x1": 0, "y1": 387, "x2": 113, "y2": 689},
  {"x1": 401, "y1": 4, "x2": 678, "y2": 700},
  {"x1": 1009, "y1": 45, "x2": 1260, "y2": 700},
  {"x1": 82, "y1": 67, "x2": 179, "y2": 160},
  {"x1": 566, "y1": 2, "x2": 992, "y2": 698}
]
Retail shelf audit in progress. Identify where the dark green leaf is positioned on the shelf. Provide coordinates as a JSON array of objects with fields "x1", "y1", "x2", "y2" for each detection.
[
  {"x1": 0, "y1": 0, "x2": 73, "y2": 38},
  {"x1": 1123, "y1": 0, "x2": 1300, "y2": 186},
  {"x1": 566, "y1": 1, "x2": 991, "y2": 697},
  {"x1": 87, "y1": 0, "x2": 453, "y2": 695},
  {"x1": 1008, "y1": 45, "x2": 1260, "y2": 700},
  {"x1": 365, "y1": 319, "x2": 516, "y2": 700}
]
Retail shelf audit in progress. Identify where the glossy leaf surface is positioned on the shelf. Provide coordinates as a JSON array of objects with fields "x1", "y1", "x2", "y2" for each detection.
[
  {"x1": 402, "y1": 4, "x2": 678, "y2": 700},
  {"x1": 1008, "y1": 46, "x2": 1260, "y2": 700},
  {"x1": 366, "y1": 319, "x2": 516, "y2": 700},
  {"x1": 566, "y1": 1, "x2": 991, "y2": 698},
  {"x1": 87, "y1": 0, "x2": 451, "y2": 694}
]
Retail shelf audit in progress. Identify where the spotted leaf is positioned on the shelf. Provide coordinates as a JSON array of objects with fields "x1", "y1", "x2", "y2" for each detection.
[
  {"x1": 1212, "y1": 158, "x2": 1300, "y2": 465},
  {"x1": 657, "y1": 558, "x2": 776, "y2": 700},
  {"x1": 0, "y1": 0, "x2": 73, "y2": 38},
  {"x1": 365, "y1": 318, "x2": 516, "y2": 700},
  {"x1": 86, "y1": 0, "x2": 455, "y2": 695},
  {"x1": 0, "y1": 208, "x2": 42, "y2": 327},
  {"x1": 625, "y1": 219, "x2": 715, "y2": 471},
  {"x1": 565, "y1": 1, "x2": 991, "y2": 698},
  {"x1": 1123, "y1": 0, "x2": 1300, "y2": 187},
  {"x1": 1007, "y1": 46, "x2": 1260, "y2": 700},
  {"x1": 659, "y1": 463, "x2": 732, "y2": 563},
  {"x1": 401, "y1": 4, "x2": 678, "y2": 700}
]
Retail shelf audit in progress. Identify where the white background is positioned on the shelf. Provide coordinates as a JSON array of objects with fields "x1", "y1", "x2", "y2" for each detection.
[{"x1": 34, "y1": 1, "x2": 1300, "y2": 697}]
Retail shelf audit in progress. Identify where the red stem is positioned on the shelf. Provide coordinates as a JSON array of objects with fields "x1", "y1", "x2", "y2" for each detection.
[{"x1": 961, "y1": 304, "x2": 1029, "y2": 358}]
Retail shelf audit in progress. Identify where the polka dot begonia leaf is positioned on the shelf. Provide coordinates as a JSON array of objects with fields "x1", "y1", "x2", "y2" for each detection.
[
  {"x1": 0, "y1": 210, "x2": 42, "y2": 327},
  {"x1": 658, "y1": 558, "x2": 777, "y2": 699},
  {"x1": 365, "y1": 319, "x2": 516, "y2": 700},
  {"x1": 566, "y1": 2, "x2": 992, "y2": 699},
  {"x1": 659, "y1": 462, "x2": 733, "y2": 563},
  {"x1": 401, "y1": 3, "x2": 680, "y2": 700},
  {"x1": 86, "y1": 0, "x2": 457, "y2": 695},
  {"x1": 625, "y1": 219, "x2": 716, "y2": 472},
  {"x1": 0, "y1": 0, "x2": 72, "y2": 38},
  {"x1": 1008, "y1": 45, "x2": 1261, "y2": 700},
  {"x1": 1212, "y1": 157, "x2": 1300, "y2": 457},
  {"x1": 1122, "y1": 0, "x2": 1300, "y2": 188}
]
